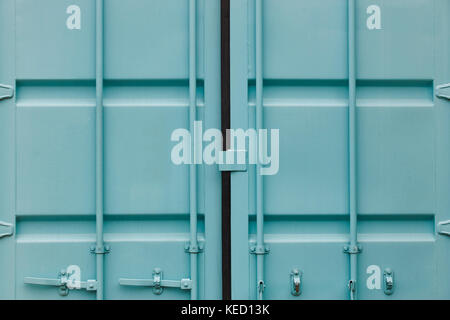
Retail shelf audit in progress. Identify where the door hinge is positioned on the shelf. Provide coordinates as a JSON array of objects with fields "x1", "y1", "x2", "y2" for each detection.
[
  {"x1": 119, "y1": 268, "x2": 192, "y2": 295},
  {"x1": 0, "y1": 84, "x2": 14, "y2": 101},
  {"x1": 0, "y1": 221, "x2": 14, "y2": 238},
  {"x1": 436, "y1": 83, "x2": 450, "y2": 100},
  {"x1": 24, "y1": 269, "x2": 98, "y2": 296},
  {"x1": 438, "y1": 220, "x2": 450, "y2": 236}
]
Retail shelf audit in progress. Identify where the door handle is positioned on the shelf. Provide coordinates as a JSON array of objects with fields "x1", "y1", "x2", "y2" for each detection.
[
  {"x1": 119, "y1": 268, "x2": 192, "y2": 295},
  {"x1": 24, "y1": 269, "x2": 98, "y2": 296}
]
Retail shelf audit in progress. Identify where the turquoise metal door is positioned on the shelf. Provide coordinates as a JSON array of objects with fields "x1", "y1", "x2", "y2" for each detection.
[
  {"x1": 2, "y1": 0, "x2": 450, "y2": 301},
  {"x1": 0, "y1": 0, "x2": 222, "y2": 300},
  {"x1": 230, "y1": 0, "x2": 450, "y2": 300}
]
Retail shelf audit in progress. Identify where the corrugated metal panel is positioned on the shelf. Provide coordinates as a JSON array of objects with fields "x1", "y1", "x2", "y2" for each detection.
[{"x1": 230, "y1": 0, "x2": 450, "y2": 300}]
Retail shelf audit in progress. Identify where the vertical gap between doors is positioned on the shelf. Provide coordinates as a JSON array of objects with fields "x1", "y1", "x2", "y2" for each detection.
[{"x1": 221, "y1": 0, "x2": 231, "y2": 300}]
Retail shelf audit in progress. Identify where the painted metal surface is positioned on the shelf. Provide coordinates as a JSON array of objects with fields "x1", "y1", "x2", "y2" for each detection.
[
  {"x1": 1, "y1": 0, "x2": 450, "y2": 301},
  {"x1": 230, "y1": 0, "x2": 450, "y2": 299},
  {"x1": 0, "y1": 0, "x2": 222, "y2": 300}
]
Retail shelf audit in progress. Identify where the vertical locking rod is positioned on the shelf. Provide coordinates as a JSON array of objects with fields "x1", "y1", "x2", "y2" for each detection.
[
  {"x1": 95, "y1": 0, "x2": 105, "y2": 300},
  {"x1": 255, "y1": 0, "x2": 265, "y2": 300},
  {"x1": 189, "y1": 0, "x2": 199, "y2": 300},
  {"x1": 347, "y1": 0, "x2": 359, "y2": 300}
]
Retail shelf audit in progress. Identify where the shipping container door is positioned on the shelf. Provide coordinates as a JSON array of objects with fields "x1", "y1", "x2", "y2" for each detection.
[
  {"x1": 230, "y1": 0, "x2": 450, "y2": 299},
  {"x1": 0, "y1": 0, "x2": 221, "y2": 300}
]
